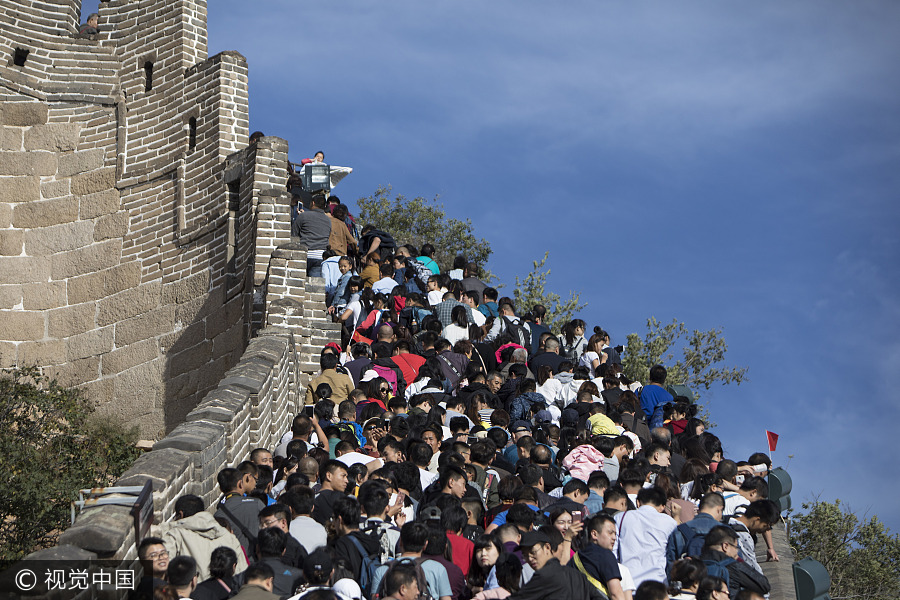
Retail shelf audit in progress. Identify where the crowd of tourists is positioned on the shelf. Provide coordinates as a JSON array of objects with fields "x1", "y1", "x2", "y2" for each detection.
[{"x1": 140, "y1": 196, "x2": 780, "y2": 600}]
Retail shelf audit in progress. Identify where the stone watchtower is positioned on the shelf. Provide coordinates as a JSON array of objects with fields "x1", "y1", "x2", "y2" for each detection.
[{"x1": 0, "y1": 0, "x2": 293, "y2": 437}]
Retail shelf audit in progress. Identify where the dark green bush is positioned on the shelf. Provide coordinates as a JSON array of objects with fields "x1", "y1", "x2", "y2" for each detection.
[{"x1": 0, "y1": 367, "x2": 141, "y2": 561}]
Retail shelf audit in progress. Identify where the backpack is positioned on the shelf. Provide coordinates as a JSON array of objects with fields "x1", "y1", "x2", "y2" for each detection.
[
  {"x1": 703, "y1": 556, "x2": 734, "y2": 585},
  {"x1": 375, "y1": 556, "x2": 435, "y2": 600},
  {"x1": 397, "y1": 306, "x2": 423, "y2": 334},
  {"x1": 362, "y1": 520, "x2": 400, "y2": 564},
  {"x1": 347, "y1": 533, "x2": 382, "y2": 600},
  {"x1": 337, "y1": 421, "x2": 363, "y2": 446},
  {"x1": 407, "y1": 259, "x2": 434, "y2": 288},
  {"x1": 501, "y1": 316, "x2": 531, "y2": 351},
  {"x1": 676, "y1": 522, "x2": 709, "y2": 559}
]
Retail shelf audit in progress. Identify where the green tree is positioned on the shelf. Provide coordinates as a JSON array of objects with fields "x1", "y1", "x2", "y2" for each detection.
[
  {"x1": 0, "y1": 367, "x2": 141, "y2": 561},
  {"x1": 622, "y1": 317, "x2": 747, "y2": 394},
  {"x1": 356, "y1": 185, "x2": 492, "y2": 272},
  {"x1": 790, "y1": 499, "x2": 900, "y2": 600},
  {"x1": 512, "y1": 251, "x2": 587, "y2": 333}
]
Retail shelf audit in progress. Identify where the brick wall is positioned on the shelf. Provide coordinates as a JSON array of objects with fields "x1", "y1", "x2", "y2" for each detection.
[
  {"x1": 3, "y1": 0, "x2": 344, "y2": 571},
  {"x1": 0, "y1": 0, "x2": 255, "y2": 437}
]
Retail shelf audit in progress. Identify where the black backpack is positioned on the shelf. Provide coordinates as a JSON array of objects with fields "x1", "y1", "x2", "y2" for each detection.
[{"x1": 501, "y1": 316, "x2": 531, "y2": 351}]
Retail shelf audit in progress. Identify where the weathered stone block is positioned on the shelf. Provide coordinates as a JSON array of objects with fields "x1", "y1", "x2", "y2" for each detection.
[
  {"x1": 102, "y1": 338, "x2": 159, "y2": 375},
  {"x1": 76, "y1": 377, "x2": 115, "y2": 407},
  {"x1": 23, "y1": 220, "x2": 94, "y2": 255},
  {"x1": 161, "y1": 271, "x2": 210, "y2": 305},
  {"x1": 0, "y1": 229, "x2": 23, "y2": 255},
  {"x1": 98, "y1": 281, "x2": 161, "y2": 326},
  {"x1": 24, "y1": 544, "x2": 97, "y2": 562},
  {"x1": 0, "y1": 255, "x2": 49, "y2": 284},
  {"x1": 18, "y1": 338, "x2": 66, "y2": 365},
  {"x1": 95, "y1": 211, "x2": 128, "y2": 240},
  {"x1": 22, "y1": 281, "x2": 67, "y2": 310},
  {"x1": 66, "y1": 270, "x2": 105, "y2": 304},
  {"x1": 168, "y1": 340, "x2": 212, "y2": 377},
  {"x1": 51, "y1": 239, "x2": 121, "y2": 279},
  {"x1": 2, "y1": 103, "x2": 49, "y2": 127},
  {"x1": 212, "y1": 320, "x2": 245, "y2": 359},
  {"x1": 104, "y1": 262, "x2": 142, "y2": 295},
  {"x1": 24, "y1": 123, "x2": 81, "y2": 151},
  {"x1": 0, "y1": 310, "x2": 45, "y2": 341},
  {"x1": 1, "y1": 126, "x2": 23, "y2": 151},
  {"x1": 113, "y1": 358, "x2": 164, "y2": 413},
  {"x1": 66, "y1": 327, "x2": 114, "y2": 361},
  {"x1": 47, "y1": 302, "x2": 96, "y2": 338},
  {"x1": 79, "y1": 188, "x2": 120, "y2": 219},
  {"x1": 57, "y1": 148, "x2": 104, "y2": 177},
  {"x1": 58, "y1": 504, "x2": 131, "y2": 558},
  {"x1": 0, "y1": 203, "x2": 10, "y2": 228},
  {"x1": 12, "y1": 196, "x2": 78, "y2": 228},
  {"x1": 0, "y1": 151, "x2": 57, "y2": 176},
  {"x1": 41, "y1": 178, "x2": 70, "y2": 199},
  {"x1": 0, "y1": 176, "x2": 40, "y2": 202},
  {"x1": 161, "y1": 320, "x2": 205, "y2": 354},
  {"x1": 71, "y1": 167, "x2": 115, "y2": 196},
  {"x1": 43, "y1": 355, "x2": 100, "y2": 385},
  {"x1": 116, "y1": 447, "x2": 192, "y2": 496},
  {"x1": 0, "y1": 284, "x2": 22, "y2": 309},
  {"x1": 114, "y1": 305, "x2": 175, "y2": 346},
  {"x1": 153, "y1": 420, "x2": 224, "y2": 458},
  {"x1": 174, "y1": 294, "x2": 215, "y2": 325},
  {"x1": 0, "y1": 341, "x2": 16, "y2": 368}
]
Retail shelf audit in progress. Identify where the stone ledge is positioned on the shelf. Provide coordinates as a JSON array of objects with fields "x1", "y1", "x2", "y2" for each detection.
[
  {"x1": 58, "y1": 504, "x2": 132, "y2": 558},
  {"x1": 116, "y1": 447, "x2": 192, "y2": 493}
]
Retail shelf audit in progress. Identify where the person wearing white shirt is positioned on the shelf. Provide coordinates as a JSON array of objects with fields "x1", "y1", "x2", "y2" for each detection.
[
  {"x1": 461, "y1": 291, "x2": 487, "y2": 327},
  {"x1": 612, "y1": 487, "x2": 677, "y2": 587},
  {"x1": 372, "y1": 263, "x2": 399, "y2": 294},
  {"x1": 289, "y1": 514, "x2": 328, "y2": 554},
  {"x1": 441, "y1": 305, "x2": 471, "y2": 347},
  {"x1": 411, "y1": 442, "x2": 439, "y2": 490},
  {"x1": 722, "y1": 476, "x2": 765, "y2": 519}
]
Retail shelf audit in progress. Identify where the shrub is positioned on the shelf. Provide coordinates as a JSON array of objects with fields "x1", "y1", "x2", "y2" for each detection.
[{"x1": 0, "y1": 367, "x2": 141, "y2": 561}]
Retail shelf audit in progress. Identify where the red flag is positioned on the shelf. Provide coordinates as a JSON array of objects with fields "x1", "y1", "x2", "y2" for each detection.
[{"x1": 766, "y1": 430, "x2": 779, "y2": 452}]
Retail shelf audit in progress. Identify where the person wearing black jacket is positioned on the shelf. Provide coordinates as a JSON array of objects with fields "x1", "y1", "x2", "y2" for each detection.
[
  {"x1": 700, "y1": 526, "x2": 770, "y2": 599},
  {"x1": 256, "y1": 527, "x2": 303, "y2": 598},
  {"x1": 329, "y1": 495, "x2": 383, "y2": 582},
  {"x1": 508, "y1": 531, "x2": 605, "y2": 600}
]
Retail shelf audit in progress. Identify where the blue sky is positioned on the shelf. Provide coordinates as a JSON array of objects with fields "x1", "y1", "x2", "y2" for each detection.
[{"x1": 89, "y1": 1, "x2": 900, "y2": 531}]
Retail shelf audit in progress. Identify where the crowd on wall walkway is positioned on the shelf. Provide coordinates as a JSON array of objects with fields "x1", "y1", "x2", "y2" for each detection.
[{"x1": 139, "y1": 177, "x2": 784, "y2": 600}]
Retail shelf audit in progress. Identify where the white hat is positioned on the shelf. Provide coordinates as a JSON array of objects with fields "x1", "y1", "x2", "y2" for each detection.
[
  {"x1": 333, "y1": 578, "x2": 363, "y2": 600},
  {"x1": 360, "y1": 369, "x2": 379, "y2": 382}
]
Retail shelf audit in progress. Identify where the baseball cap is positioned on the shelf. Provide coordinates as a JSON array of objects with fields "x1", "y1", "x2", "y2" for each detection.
[
  {"x1": 420, "y1": 505, "x2": 442, "y2": 521},
  {"x1": 534, "y1": 410, "x2": 552, "y2": 424},
  {"x1": 510, "y1": 420, "x2": 532, "y2": 434},
  {"x1": 560, "y1": 408, "x2": 579, "y2": 427},
  {"x1": 333, "y1": 578, "x2": 363, "y2": 600},
  {"x1": 515, "y1": 531, "x2": 552, "y2": 551},
  {"x1": 303, "y1": 550, "x2": 333, "y2": 579}
]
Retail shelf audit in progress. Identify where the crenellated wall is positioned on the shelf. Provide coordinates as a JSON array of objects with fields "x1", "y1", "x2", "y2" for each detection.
[
  {"x1": 0, "y1": 0, "x2": 264, "y2": 437},
  {"x1": 2, "y1": 0, "x2": 345, "y2": 574}
]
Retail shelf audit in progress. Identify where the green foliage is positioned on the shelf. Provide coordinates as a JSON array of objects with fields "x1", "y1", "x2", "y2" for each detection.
[
  {"x1": 622, "y1": 317, "x2": 747, "y2": 396},
  {"x1": 356, "y1": 185, "x2": 492, "y2": 273},
  {"x1": 512, "y1": 252, "x2": 587, "y2": 333},
  {"x1": 790, "y1": 499, "x2": 900, "y2": 600},
  {"x1": 0, "y1": 367, "x2": 141, "y2": 561}
]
